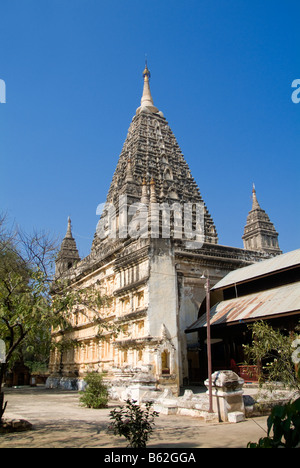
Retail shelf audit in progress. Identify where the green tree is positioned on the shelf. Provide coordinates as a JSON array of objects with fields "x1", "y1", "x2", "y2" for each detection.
[
  {"x1": 0, "y1": 220, "x2": 65, "y2": 422},
  {"x1": 0, "y1": 215, "x2": 117, "y2": 424},
  {"x1": 243, "y1": 321, "x2": 300, "y2": 391}
]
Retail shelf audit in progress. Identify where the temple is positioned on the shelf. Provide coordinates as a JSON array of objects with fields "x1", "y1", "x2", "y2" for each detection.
[{"x1": 48, "y1": 64, "x2": 281, "y2": 395}]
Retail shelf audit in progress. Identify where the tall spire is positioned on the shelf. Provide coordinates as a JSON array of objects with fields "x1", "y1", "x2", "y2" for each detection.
[{"x1": 136, "y1": 61, "x2": 159, "y2": 115}]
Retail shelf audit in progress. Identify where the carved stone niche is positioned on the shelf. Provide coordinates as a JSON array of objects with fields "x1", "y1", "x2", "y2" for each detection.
[{"x1": 155, "y1": 324, "x2": 176, "y2": 379}]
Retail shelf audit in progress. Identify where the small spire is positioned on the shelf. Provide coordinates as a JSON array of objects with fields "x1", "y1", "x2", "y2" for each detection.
[
  {"x1": 150, "y1": 177, "x2": 157, "y2": 203},
  {"x1": 125, "y1": 157, "x2": 134, "y2": 182},
  {"x1": 141, "y1": 178, "x2": 149, "y2": 204}
]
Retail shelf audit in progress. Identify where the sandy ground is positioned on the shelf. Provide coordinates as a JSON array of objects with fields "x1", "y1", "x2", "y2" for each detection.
[{"x1": 0, "y1": 386, "x2": 268, "y2": 449}]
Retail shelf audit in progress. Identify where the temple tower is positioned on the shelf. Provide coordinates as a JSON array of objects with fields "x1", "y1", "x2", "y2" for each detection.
[
  {"x1": 242, "y1": 185, "x2": 281, "y2": 256},
  {"x1": 92, "y1": 62, "x2": 218, "y2": 253},
  {"x1": 55, "y1": 217, "x2": 80, "y2": 277}
]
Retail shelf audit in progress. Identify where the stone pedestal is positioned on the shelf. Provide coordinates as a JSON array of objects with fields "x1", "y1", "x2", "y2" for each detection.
[
  {"x1": 126, "y1": 383, "x2": 157, "y2": 403},
  {"x1": 205, "y1": 370, "x2": 245, "y2": 423}
]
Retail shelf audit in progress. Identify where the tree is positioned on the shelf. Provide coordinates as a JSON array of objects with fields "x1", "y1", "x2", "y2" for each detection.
[
  {"x1": 0, "y1": 218, "x2": 65, "y2": 422},
  {"x1": 243, "y1": 321, "x2": 300, "y2": 391},
  {"x1": 0, "y1": 215, "x2": 117, "y2": 424}
]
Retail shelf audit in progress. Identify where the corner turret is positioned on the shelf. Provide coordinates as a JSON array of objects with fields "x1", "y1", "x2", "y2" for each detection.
[
  {"x1": 242, "y1": 185, "x2": 281, "y2": 256},
  {"x1": 55, "y1": 217, "x2": 80, "y2": 277}
]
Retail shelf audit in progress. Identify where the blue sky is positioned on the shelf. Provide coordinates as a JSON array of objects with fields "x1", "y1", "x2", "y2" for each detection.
[{"x1": 0, "y1": 0, "x2": 299, "y2": 258}]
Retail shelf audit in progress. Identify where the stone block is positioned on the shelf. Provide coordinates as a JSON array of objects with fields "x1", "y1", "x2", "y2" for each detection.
[
  {"x1": 182, "y1": 389, "x2": 194, "y2": 400},
  {"x1": 153, "y1": 404, "x2": 177, "y2": 415},
  {"x1": 228, "y1": 411, "x2": 245, "y2": 423},
  {"x1": 0, "y1": 418, "x2": 32, "y2": 433}
]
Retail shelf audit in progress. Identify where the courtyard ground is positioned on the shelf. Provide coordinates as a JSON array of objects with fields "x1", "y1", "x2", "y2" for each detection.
[{"x1": 0, "y1": 386, "x2": 268, "y2": 449}]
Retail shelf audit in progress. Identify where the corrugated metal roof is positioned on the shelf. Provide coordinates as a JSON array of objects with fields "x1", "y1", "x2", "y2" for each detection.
[
  {"x1": 187, "y1": 281, "x2": 300, "y2": 330},
  {"x1": 211, "y1": 248, "x2": 300, "y2": 291}
]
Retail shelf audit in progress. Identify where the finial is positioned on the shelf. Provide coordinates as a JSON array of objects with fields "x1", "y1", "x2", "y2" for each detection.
[
  {"x1": 143, "y1": 55, "x2": 151, "y2": 79},
  {"x1": 251, "y1": 184, "x2": 261, "y2": 210},
  {"x1": 161, "y1": 323, "x2": 168, "y2": 340},
  {"x1": 66, "y1": 216, "x2": 72, "y2": 238}
]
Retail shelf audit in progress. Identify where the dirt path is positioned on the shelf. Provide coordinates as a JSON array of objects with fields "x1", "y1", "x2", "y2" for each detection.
[{"x1": 0, "y1": 386, "x2": 268, "y2": 448}]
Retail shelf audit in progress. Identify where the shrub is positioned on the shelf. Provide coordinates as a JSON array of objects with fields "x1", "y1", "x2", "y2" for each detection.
[
  {"x1": 79, "y1": 372, "x2": 108, "y2": 409},
  {"x1": 248, "y1": 397, "x2": 300, "y2": 448},
  {"x1": 243, "y1": 321, "x2": 300, "y2": 391},
  {"x1": 108, "y1": 399, "x2": 159, "y2": 448}
]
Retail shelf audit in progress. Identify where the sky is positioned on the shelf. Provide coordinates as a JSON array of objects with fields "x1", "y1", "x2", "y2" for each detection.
[{"x1": 0, "y1": 0, "x2": 299, "y2": 259}]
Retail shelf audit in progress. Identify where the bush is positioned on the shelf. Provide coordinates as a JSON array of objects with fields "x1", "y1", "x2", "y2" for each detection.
[
  {"x1": 79, "y1": 372, "x2": 109, "y2": 409},
  {"x1": 243, "y1": 321, "x2": 300, "y2": 391},
  {"x1": 248, "y1": 397, "x2": 300, "y2": 448},
  {"x1": 108, "y1": 399, "x2": 159, "y2": 448}
]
